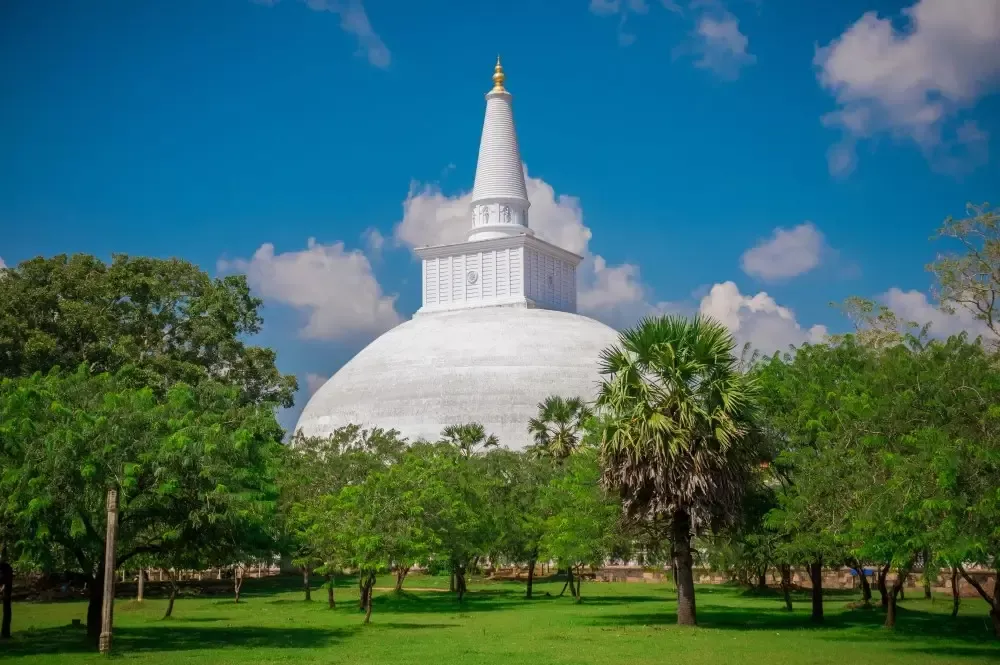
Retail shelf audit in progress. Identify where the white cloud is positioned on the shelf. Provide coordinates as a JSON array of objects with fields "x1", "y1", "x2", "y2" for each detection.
[
  {"x1": 689, "y1": 11, "x2": 756, "y2": 79},
  {"x1": 0, "y1": 256, "x2": 5, "y2": 269},
  {"x1": 699, "y1": 281, "x2": 828, "y2": 354},
  {"x1": 362, "y1": 227, "x2": 385, "y2": 254},
  {"x1": 880, "y1": 287, "x2": 988, "y2": 339},
  {"x1": 218, "y1": 238, "x2": 401, "y2": 341},
  {"x1": 305, "y1": 372, "x2": 328, "y2": 396},
  {"x1": 395, "y1": 166, "x2": 669, "y2": 329},
  {"x1": 255, "y1": 0, "x2": 390, "y2": 69},
  {"x1": 815, "y1": 0, "x2": 1000, "y2": 175},
  {"x1": 592, "y1": 0, "x2": 755, "y2": 77},
  {"x1": 740, "y1": 222, "x2": 825, "y2": 281}
]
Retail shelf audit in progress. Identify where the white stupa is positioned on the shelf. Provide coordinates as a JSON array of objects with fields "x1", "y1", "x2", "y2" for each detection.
[{"x1": 295, "y1": 59, "x2": 619, "y2": 449}]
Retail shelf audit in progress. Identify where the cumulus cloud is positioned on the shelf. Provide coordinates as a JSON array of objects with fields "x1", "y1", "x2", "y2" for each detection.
[
  {"x1": 880, "y1": 287, "x2": 989, "y2": 339},
  {"x1": 218, "y1": 238, "x2": 401, "y2": 341},
  {"x1": 815, "y1": 0, "x2": 1000, "y2": 175},
  {"x1": 592, "y1": 0, "x2": 755, "y2": 78},
  {"x1": 254, "y1": 0, "x2": 390, "y2": 68},
  {"x1": 699, "y1": 281, "x2": 828, "y2": 354},
  {"x1": 687, "y1": 10, "x2": 756, "y2": 79},
  {"x1": 740, "y1": 222, "x2": 826, "y2": 281},
  {"x1": 395, "y1": 167, "x2": 670, "y2": 329},
  {"x1": 305, "y1": 372, "x2": 328, "y2": 396}
]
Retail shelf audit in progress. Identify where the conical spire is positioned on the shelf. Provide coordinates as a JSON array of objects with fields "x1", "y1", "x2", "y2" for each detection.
[{"x1": 469, "y1": 57, "x2": 531, "y2": 242}]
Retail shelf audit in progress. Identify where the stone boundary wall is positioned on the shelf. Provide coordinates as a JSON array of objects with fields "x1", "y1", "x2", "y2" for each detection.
[{"x1": 496, "y1": 565, "x2": 995, "y2": 599}]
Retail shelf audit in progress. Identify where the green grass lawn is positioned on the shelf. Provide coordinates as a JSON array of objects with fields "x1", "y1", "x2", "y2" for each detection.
[{"x1": 3, "y1": 574, "x2": 998, "y2": 664}]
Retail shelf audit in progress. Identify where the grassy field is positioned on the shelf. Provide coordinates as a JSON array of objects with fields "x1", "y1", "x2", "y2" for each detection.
[{"x1": 3, "y1": 574, "x2": 998, "y2": 664}]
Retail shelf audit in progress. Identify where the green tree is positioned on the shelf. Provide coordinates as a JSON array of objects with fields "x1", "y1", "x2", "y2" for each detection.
[
  {"x1": 596, "y1": 315, "x2": 759, "y2": 626},
  {"x1": 440, "y1": 423, "x2": 499, "y2": 457},
  {"x1": 527, "y1": 396, "x2": 593, "y2": 462},
  {"x1": 0, "y1": 366, "x2": 282, "y2": 641},
  {"x1": 539, "y1": 447, "x2": 619, "y2": 602},
  {"x1": 0, "y1": 254, "x2": 296, "y2": 405},
  {"x1": 277, "y1": 426, "x2": 406, "y2": 602},
  {"x1": 928, "y1": 202, "x2": 998, "y2": 345}
]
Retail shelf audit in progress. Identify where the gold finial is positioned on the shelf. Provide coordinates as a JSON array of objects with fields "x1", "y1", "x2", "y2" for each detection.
[{"x1": 491, "y1": 55, "x2": 506, "y2": 92}]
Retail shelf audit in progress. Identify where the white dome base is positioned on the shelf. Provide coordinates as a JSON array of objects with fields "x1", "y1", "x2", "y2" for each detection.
[{"x1": 295, "y1": 307, "x2": 619, "y2": 450}]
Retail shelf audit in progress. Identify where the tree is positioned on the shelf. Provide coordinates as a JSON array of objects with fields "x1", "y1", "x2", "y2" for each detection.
[
  {"x1": 539, "y1": 447, "x2": 619, "y2": 602},
  {"x1": 478, "y1": 450, "x2": 553, "y2": 599},
  {"x1": 277, "y1": 426, "x2": 407, "y2": 602},
  {"x1": 440, "y1": 423, "x2": 499, "y2": 458},
  {"x1": 928, "y1": 202, "x2": 998, "y2": 346},
  {"x1": 0, "y1": 254, "x2": 296, "y2": 405},
  {"x1": 527, "y1": 396, "x2": 593, "y2": 462},
  {"x1": 596, "y1": 315, "x2": 760, "y2": 626},
  {"x1": 0, "y1": 366, "x2": 283, "y2": 641}
]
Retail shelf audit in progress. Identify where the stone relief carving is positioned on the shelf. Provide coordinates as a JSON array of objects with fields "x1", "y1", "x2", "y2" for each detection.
[{"x1": 502, "y1": 205, "x2": 512, "y2": 224}]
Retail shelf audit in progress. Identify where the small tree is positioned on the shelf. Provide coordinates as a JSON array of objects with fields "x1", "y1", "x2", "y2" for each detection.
[
  {"x1": 527, "y1": 396, "x2": 593, "y2": 462},
  {"x1": 539, "y1": 448, "x2": 619, "y2": 602}
]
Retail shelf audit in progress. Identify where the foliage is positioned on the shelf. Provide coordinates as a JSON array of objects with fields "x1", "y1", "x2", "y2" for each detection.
[
  {"x1": 539, "y1": 447, "x2": 619, "y2": 601},
  {"x1": 0, "y1": 253, "x2": 296, "y2": 406},
  {"x1": 0, "y1": 365, "x2": 283, "y2": 634},
  {"x1": 928, "y1": 202, "x2": 999, "y2": 345},
  {"x1": 596, "y1": 314, "x2": 761, "y2": 625},
  {"x1": 527, "y1": 395, "x2": 593, "y2": 462}
]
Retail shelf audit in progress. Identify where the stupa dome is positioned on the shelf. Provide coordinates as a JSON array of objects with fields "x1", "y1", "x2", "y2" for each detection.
[
  {"x1": 296, "y1": 307, "x2": 618, "y2": 448},
  {"x1": 295, "y1": 59, "x2": 620, "y2": 449}
]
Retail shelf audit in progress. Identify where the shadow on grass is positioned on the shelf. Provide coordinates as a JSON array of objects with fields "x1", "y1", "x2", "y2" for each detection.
[
  {"x1": 1, "y1": 624, "x2": 353, "y2": 657},
  {"x1": 370, "y1": 589, "x2": 523, "y2": 615},
  {"x1": 589, "y1": 602, "x2": 999, "y2": 659}
]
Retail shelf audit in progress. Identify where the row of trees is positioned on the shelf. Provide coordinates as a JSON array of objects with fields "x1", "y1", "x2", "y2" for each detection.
[{"x1": 0, "y1": 202, "x2": 997, "y2": 646}]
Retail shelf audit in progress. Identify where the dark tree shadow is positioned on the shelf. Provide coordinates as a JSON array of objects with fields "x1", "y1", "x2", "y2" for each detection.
[{"x1": 1, "y1": 624, "x2": 353, "y2": 657}]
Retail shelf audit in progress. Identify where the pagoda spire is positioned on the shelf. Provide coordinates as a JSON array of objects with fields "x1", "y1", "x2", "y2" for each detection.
[{"x1": 468, "y1": 57, "x2": 531, "y2": 242}]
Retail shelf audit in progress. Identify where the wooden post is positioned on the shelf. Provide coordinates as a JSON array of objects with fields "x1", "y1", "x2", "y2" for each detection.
[{"x1": 99, "y1": 489, "x2": 118, "y2": 655}]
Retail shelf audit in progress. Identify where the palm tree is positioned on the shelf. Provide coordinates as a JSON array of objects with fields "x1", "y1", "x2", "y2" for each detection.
[
  {"x1": 440, "y1": 423, "x2": 499, "y2": 457},
  {"x1": 526, "y1": 396, "x2": 593, "y2": 462},
  {"x1": 596, "y1": 314, "x2": 759, "y2": 627}
]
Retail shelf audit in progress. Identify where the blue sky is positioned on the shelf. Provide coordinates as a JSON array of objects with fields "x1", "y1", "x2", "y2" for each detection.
[{"x1": 2, "y1": 0, "x2": 998, "y2": 429}]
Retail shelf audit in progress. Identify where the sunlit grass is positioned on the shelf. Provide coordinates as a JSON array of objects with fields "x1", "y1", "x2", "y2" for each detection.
[{"x1": 4, "y1": 574, "x2": 998, "y2": 664}]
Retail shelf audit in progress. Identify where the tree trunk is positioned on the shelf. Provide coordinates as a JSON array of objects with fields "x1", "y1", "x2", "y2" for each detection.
[
  {"x1": 362, "y1": 573, "x2": 375, "y2": 624},
  {"x1": 326, "y1": 574, "x2": 335, "y2": 609},
  {"x1": 136, "y1": 569, "x2": 145, "y2": 603},
  {"x1": 394, "y1": 566, "x2": 409, "y2": 592},
  {"x1": 525, "y1": 554, "x2": 537, "y2": 599},
  {"x1": 455, "y1": 566, "x2": 467, "y2": 602},
  {"x1": 809, "y1": 560, "x2": 823, "y2": 623},
  {"x1": 922, "y1": 549, "x2": 932, "y2": 600},
  {"x1": 671, "y1": 509, "x2": 697, "y2": 626},
  {"x1": 163, "y1": 574, "x2": 178, "y2": 619},
  {"x1": 234, "y1": 565, "x2": 244, "y2": 604},
  {"x1": 87, "y1": 572, "x2": 103, "y2": 640},
  {"x1": 302, "y1": 566, "x2": 311, "y2": 601},
  {"x1": 877, "y1": 562, "x2": 891, "y2": 609},
  {"x1": 858, "y1": 567, "x2": 872, "y2": 605},
  {"x1": 780, "y1": 564, "x2": 793, "y2": 612},
  {"x1": 885, "y1": 558, "x2": 915, "y2": 629},
  {"x1": 358, "y1": 576, "x2": 365, "y2": 610},
  {"x1": 0, "y1": 560, "x2": 12, "y2": 639},
  {"x1": 950, "y1": 567, "x2": 960, "y2": 619},
  {"x1": 573, "y1": 567, "x2": 583, "y2": 603},
  {"x1": 559, "y1": 567, "x2": 573, "y2": 597},
  {"x1": 957, "y1": 564, "x2": 1000, "y2": 637},
  {"x1": 757, "y1": 571, "x2": 767, "y2": 591}
]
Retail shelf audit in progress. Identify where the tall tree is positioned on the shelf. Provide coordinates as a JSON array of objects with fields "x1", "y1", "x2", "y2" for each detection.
[
  {"x1": 527, "y1": 396, "x2": 593, "y2": 462},
  {"x1": 0, "y1": 366, "x2": 283, "y2": 641},
  {"x1": 928, "y1": 202, "x2": 998, "y2": 345},
  {"x1": 0, "y1": 254, "x2": 296, "y2": 404},
  {"x1": 596, "y1": 315, "x2": 760, "y2": 626}
]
